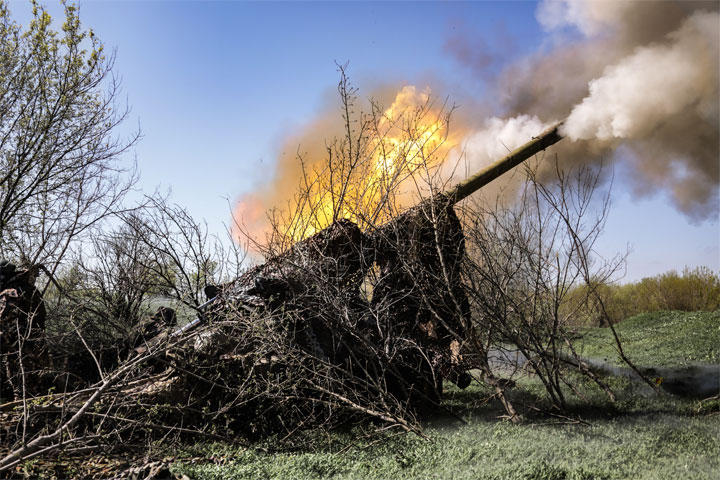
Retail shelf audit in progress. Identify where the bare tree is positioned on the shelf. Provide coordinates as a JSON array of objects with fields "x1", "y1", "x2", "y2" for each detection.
[
  {"x1": 119, "y1": 194, "x2": 246, "y2": 309},
  {"x1": 461, "y1": 160, "x2": 630, "y2": 413},
  {"x1": 0, "y1": 0, "x2": 139, "y2": 434},
  {"x1": 257, "y1": 62, "x2": 454, "y2": 252},
  {"x1": 38, "y1": 193, "x2": 246, "y2": 381}
]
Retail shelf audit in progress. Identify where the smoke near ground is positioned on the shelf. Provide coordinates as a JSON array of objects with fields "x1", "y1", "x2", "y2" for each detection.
[{"x1": 233, "y1": 0, "x2": 719, "y2": 243}]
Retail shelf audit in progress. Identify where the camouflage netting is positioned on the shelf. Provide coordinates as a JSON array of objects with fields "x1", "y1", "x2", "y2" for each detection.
[{"x1": 372, "y1": 195, "x2": 474, "y2": 400}]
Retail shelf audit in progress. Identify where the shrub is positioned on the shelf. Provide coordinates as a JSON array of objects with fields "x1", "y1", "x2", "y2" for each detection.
[{"x1": 565, "y1": 266, "x2": 720, "y2": 325}]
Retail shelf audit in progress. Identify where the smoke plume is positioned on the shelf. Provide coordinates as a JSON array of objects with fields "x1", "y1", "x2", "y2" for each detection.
[
  {"x1": 233, "y1": 0, "x2": 719, "y2": 244},
  {"x1": 441, "y1": 114, "x2": 552, "y2": 187},
  {"x1": 497, "y1": 0, "x2": 719, "y2": 219}
]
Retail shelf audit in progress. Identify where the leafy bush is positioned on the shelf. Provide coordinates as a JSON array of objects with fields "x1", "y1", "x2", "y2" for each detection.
[
  {"x1": 565, "y1": 266, "x2": 720, "y2": 325},
  {"x1": 645, "y1": 266, "x2": 720, "y2": 312}
]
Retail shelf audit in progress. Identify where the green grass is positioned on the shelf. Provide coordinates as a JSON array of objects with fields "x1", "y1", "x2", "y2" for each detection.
[
  {"x1": 170, "y1": 381, "x2": 720, "y2": 480},
  {"x1": 574, "y1": 310, "x2": 720, "y2": 367},
  {"x1": 173, "y1": 420, "x2": 720, "y2": 480},
  {"x1": 167, "y1": 310, "x2": 720, "y2": 479}
]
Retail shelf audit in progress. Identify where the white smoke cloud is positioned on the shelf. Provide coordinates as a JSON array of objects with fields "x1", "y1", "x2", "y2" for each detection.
[
  {"x1": 563, "y1": 11, "x2": 719, "y2": 142},
  {"x1": 452, "y1": 1, "x2": 719, "y2": 218},
  {"x1": 443, "y1": 114, "x2": 552, "y2": 185}
]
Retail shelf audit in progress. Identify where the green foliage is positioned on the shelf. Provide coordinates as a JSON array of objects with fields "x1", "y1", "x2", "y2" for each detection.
[
  {"x1": 565, "y1": 266, "x2": 720, "y2": 326},
  {"x1": 575, "y1": 310, "x2": 720, "y2": 367},
  {"x1": 0, "y1": 0, "x2": 137, "y2": 266},
  {"x1": 640, "y1": 266, "x2": 720, "y2": 312}
]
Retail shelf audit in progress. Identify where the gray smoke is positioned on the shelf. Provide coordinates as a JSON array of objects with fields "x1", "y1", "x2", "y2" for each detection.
[{"x1": 490, "y1": 0, "x2": 719, "y2": 219}]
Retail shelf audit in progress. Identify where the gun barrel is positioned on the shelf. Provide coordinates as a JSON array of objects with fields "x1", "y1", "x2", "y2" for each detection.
[{"x1": 444, "y1": 121, "x2": 565, "y2": 203}]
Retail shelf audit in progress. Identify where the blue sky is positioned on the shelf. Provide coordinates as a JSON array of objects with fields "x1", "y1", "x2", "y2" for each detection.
[{"x1": 9, "y1": 0, "x2": 719, "y2": 282}]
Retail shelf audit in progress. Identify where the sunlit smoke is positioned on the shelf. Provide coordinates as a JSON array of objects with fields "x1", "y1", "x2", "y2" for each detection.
[
  {"x1": 232, "y1": 85, "x2": 463, "y2": 245},
  {"x1": 442, "y1": 114, "x2": 553, "y2": 184},
  {"x1": 498, "y1": 0, "x2": 719, "y2": 219},
  {"x1": 558, "y1": 9, "x2": 719, "y2": 217},
  {"x1": 563, "y1": 11, "x2": 718, "y2": 140},
  {"x1": 233, "y1": 0, "x2": 719, "y2": 248},
  {"x1": 232, "y1": 192, "x2": 270, "y2": 246}
]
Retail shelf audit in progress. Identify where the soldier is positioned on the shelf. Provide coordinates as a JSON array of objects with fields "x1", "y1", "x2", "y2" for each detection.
[
  {"x1": 137, "y1": 306, "x2": 177, "y2": 344},
  {"x1": 0, "y1": 260, "x2": 48, "y2": 401}
]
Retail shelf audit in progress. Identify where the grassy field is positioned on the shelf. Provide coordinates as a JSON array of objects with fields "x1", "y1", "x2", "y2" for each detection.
[
  {"x1": 169, "y1": 310, "x2": 720, "y2": 480},
  {"x1": 172, "y1": 413, "x2": 719, "y2": 479},
  {"x1": 574, "y1": 310, "x2": 720, "y2": 367}
]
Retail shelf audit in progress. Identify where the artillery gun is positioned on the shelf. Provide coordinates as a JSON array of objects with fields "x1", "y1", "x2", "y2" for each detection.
[
  {"x1": 2, "y1": 124, "x2": 563, "y2": 408},
  {"x1": 0, "y1": 123, "x2": 564, "y2": 468},
  {"x1": 176, "y1": 122, "x2": 565, "y2": 409}
]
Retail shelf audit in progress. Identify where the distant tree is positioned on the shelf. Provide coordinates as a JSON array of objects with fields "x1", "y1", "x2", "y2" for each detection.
[{"x1": 0, "y1": 1, "x2": 138, "y2": 272}]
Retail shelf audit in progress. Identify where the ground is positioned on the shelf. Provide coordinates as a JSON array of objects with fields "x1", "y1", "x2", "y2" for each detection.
[
  {"x1": 575, "y1": 310, "x2": 720, "y2": 367},
  {"x1": 168, "y1": 310, "x2": 720, "y2": 480},
  {"x1": 7, "y1": 310, "x2": 718, "y2": 478}
]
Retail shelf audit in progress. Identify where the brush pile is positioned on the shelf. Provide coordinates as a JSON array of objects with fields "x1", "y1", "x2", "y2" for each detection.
[{"x1": 0, "y1": 198, "x2": 480, "y2": 472}]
